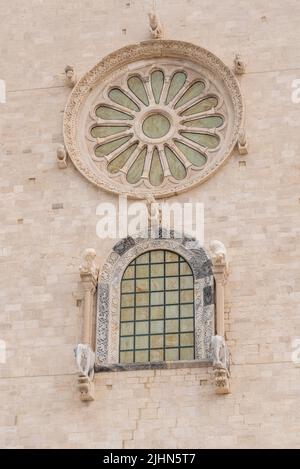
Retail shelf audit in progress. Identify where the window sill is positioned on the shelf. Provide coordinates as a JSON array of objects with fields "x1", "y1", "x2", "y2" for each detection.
[{"x1": 95, "y1": 359, "x2": 213, "y2": 373}]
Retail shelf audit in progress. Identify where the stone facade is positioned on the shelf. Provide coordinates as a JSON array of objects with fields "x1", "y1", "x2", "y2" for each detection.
[{"x1": 1, "y1": 0, "x2": 300, "y2": 449}]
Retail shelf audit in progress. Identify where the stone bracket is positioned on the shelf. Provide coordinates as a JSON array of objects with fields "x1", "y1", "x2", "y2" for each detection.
[{"x1": 78, "y1": 375, "x2": 95, "y2": 401}]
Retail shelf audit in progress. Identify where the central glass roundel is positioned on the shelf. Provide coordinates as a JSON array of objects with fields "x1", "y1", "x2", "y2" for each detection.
[{"x1": 142, "y1": 113, "x2": 171, "y2": 139}]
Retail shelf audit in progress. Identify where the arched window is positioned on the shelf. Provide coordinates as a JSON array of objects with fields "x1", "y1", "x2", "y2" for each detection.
[{"x1": 119, "y1": 249, "x2": 195, "y2": 363}]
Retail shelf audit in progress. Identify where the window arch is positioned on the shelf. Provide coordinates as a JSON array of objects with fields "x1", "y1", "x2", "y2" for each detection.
[
  {"x1": 119, "y1": 249, "x2": 195, "y2": 363},
  {"x1": 96, "y1": 233, "x2": 215, "y2": 367}
]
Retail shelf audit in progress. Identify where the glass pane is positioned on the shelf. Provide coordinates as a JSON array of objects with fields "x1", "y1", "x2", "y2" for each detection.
[
  {"x1": 165, "y1": 348, "x2": 179, "y2": 361},
  {"x1": 151, "y1": 264, "x2": 164, "y2": 277},
  {"x1": 151, "y1": 70, "x2": 164, "y2": 104},
  {"x1": 165, "y1": 263, "x2": 178, "y2": 276},
  {"x1": 136, "y1": 265, "x2": 149, "y2": 278},
  {"x1": 150, "y1": 335, "x2": 164, "y2": 348},
  {"x1": 183, "y1": 116, "x2": 223, "y2": 129},
  {"x1": 107, "y1": 143, "x2": 138, "y2": 174},
  {"x1": 127, "y1": 76, "x2": 149, "y2": 106},
  {"x1": 135, "y1": 321, "x2": 149, "y2": 335},
  {"x1": 142, "y1": 114, "x2": 170, "y2": 139},
  {"x1": 126, "y1": 147, "x2": 147, "y2": 184},
  {"x1": 150, "y1": 349, "x2": 163, "y2": 361},
  {"x1": 121, "y1": 322, "x2": 134, "y2": 335},
  {"x1": 136, "y1": 292, "x2": 149, "y2": 306},
  {"x1": 151, "y1": 320, "x2": 164, "y2": 334},
  {"x1": 135, "y1": 350, "x2": 149, "y2": 362},
  {"x1": 123, "y1": 265, "x2": 134, "y2": 279},
  {"x1": 165, "y1": 334, "x2": 179, "y2": 347},
  {"x1": 122, "y1": 279, "x2": 134, "y2": 293},
  {"x1": 136, "y1": 252, "x2": 149, "y2": 264},
  {"x1": 136, "y1": 307, "x2": 149, "y2": 320},
  {"x1": 151, "y1": 306, "x2": 164, "y2": 319},
  {"x1": 91, "y1": 125, "x2": 129, "y2": 138},
  {"x1": 165, "y1": 290, "x2": 179, "y2": 304},
  {"x1": 180, "y1": 333, "x2": 194, "y2": 346},
  {"x1": 180, "y1": 318, "x2": 194, "y2": 332},
  {"x1": 166, "y1": 71, "x2": 187, "y2": 105},
  {"x1": 121, "y1": 308, "x2": 134, "y2": 322},
  {"x1": 120, "y1": 351, "x2": 133, "y2": 363},
  {"x1": 175, "y1": 81, "x2": 205, "y2": 108},
  {"x1": 149, "y1": 148, "x2": 164, "y2": 187},
  {"x1": 121, "y1": 294, "x2": 134, "y2": 307},
  {"x1": 180, "y1": 276, "x2": 193, "y2": 289},
  {"x1": 165, "y1": 277, "x2": 178, "y2": 290},
  {"x1": 180, "y1": 262, "x2": 192, "y2": 275},
  {"x1": 180, "y1": 290, "x2": 194, "y2": 303},
  {"x1": 174, "y1": 141, "x2": 207, "y2": 167},
  {"x1": 180, "y1": 348, "x2": 194, "y2": 360},
  {"x1": 181, "y1": 97, "x2": 218, "y2": 116},
  {"x1": 136, "y1": 278, "x2": 149, "y2": 292},
  {"x1": 151, "y1": 292, "x2": 164, "y2": 305},
  {"x1": 181, "y1": 131, "x2": 220, "y2": 149},
  {"x1": 165, "y1": 319, "x2": 179, "y2": 333},
  {"x1": 135, "y1": 335, "x2": 149, "y2": 349},
  {"x1": 120, "y1": 336, "x2": 134, "y2": 350},
  {"x1": 165, "y1": 305, "x2": 179, "y2": 318},
  {"x1": 165, "y1": 146, "x2": 187, "y2": 180},
  {"x1": 150, "y1": 278, "x2": 164, "y2": 291},
  {"x1": 95, "y1": 136, "x2": 132, "y2": 158},
  {"x1": 108, "y1": 88, "x2": 139, "y2": 111},
  {"x1": 151, "y1": 251, "x2": 164, "y2": 263},
  {"x1": 180, "y1": 304, "x2": 193, "y2": 318},
  {"x1": 96, "y1": 105, "x2": 133, "y2": 120},
  {"x1": 165, "y1": 251, "x2": 179, "y2": 262}
]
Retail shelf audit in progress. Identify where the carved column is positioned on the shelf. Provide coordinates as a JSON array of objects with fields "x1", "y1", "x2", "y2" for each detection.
[
  {"x1": 213, "y1": 263, "x2": 228, "y2": 337},
  {"x1": 76, "y1": 248, "x2": 99, "y2": 402},
  {"x1": 209, "y1": 240, "x2": 230, "y2": 394}
]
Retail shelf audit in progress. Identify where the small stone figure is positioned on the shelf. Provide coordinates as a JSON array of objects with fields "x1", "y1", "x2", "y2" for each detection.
[
  {"x1": 64, "y1": 65, "x2": 77, "y2": 87},
  {"x1": 56, "y1": 144, "x2": 68, "y2": 169},
  {"x1": 79, "y1": 248, "x2": 98, "y2": 278},
  {"x1": 237, "y1": 128, "x2": 248, "y2": 155},
  {"x1": 209, "y1": 240, "x2": 227, "y2": 265},
  {"x1": 145, "y1": 194, "x2": 162, "y2": 230},
  {"x1": 148, "y1": 10, "x2": 164, "y2": 39},
  {"x1": 74, "y1": 343, "x2": 95, "y2": 379},
  {"x1": 233, "y1": 54, "x2": 246, "y2": 75},
  {"x1": 211, "y1": 335, "x2": 230, "y2": 371}
]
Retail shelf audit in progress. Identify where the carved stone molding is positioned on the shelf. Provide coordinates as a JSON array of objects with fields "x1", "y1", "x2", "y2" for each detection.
[
  {"x1": 96, "y1": 231, "x2": 215, "y2": 365},
  {"x1": 75, "y1": 249, "x2": 99, "y2": 401},
  {"x1": 63, "y1": 40, "x2": 244, "y2": 198}
]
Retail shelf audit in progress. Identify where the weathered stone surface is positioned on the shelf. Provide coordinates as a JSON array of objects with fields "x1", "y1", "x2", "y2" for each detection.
[{"x1": 1, "y1": 0, "x2": 300, "y2": 450}]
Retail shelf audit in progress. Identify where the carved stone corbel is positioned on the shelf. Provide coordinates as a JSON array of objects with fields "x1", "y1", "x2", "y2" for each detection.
[
  {"x1": 209, "y1": 240, "x2": 231, "y2": 394},
  {"x1": 75, "y1": 248, "x2": 99, "y2": 401},
  {"x1": 65, "y1": 65, "x2": 77, "y2": 88},
  {"x1": 56, "y1": 144, "x2": 68, "y2": 169}
]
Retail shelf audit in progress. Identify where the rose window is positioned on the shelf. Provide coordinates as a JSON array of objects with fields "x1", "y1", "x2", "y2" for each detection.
[
  {"x1": 90, "y1": 67, "x2": 225, "y2": 188},
  {"x1": 64, "y1": 41, "x2": 243, "y2": 197}
]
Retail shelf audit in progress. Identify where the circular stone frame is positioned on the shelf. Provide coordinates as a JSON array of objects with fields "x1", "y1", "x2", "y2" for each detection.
[{"x1": 63, "y1": 40, "x2": 244, "y2": 198}]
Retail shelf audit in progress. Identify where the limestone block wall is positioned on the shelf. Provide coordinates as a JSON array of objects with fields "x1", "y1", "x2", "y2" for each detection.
[{"x1": 0, "y1": 0, "x2": 300, "y2": 448}]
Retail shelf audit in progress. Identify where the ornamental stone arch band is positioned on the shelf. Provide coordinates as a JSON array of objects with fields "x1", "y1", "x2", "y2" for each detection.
[
  {"x1": 63, "y1": 40, "x2": 244, "y2": 198},
  {"x1": 96, "y1": 233, "x2": 215, "y2": 366}
]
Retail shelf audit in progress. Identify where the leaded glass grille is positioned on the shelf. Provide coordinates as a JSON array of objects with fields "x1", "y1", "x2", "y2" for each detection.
[{"x1": 119, "y1": 250, "x2": 195, "y2": 363}]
